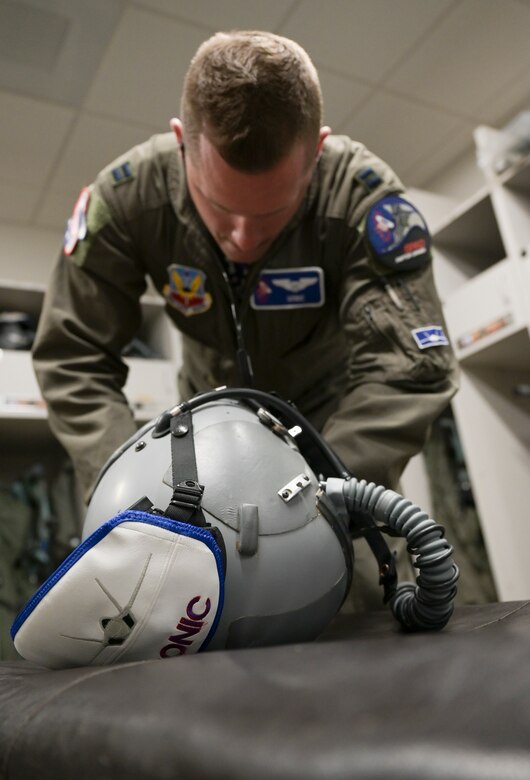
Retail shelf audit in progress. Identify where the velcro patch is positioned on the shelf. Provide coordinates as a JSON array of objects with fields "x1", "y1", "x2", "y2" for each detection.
[
  {"x1": 111, "y1": 161, "x2": 134, "y2": 186},
  {"x1": 163, "y1": 264, "x2": 212, "y2": 317},
  {"x1": 355, "y1": 166, "x2": 383, "y2": 191},
  {"x1": 412, "y1": 325, "x2": 449, "y2": 350},
  {"x1": 365, "y1": 195, "x2": 431, "y2": 272},
  {"x1": 64, "y1": 186, "x2": 91, "y2": 256},
  {"x1": 251, "y1": 267, "x2": 324, "y2": 310}
]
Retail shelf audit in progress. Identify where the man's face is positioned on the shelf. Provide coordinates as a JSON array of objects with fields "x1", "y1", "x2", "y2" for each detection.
[{"x1": 182, "y1": 133, "x2": 318, "y2": 264}]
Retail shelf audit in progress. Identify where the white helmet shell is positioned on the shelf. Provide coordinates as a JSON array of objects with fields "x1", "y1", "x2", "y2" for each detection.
[{"x1": 83, "y1": 398, "x2": 351, "y2": 651}]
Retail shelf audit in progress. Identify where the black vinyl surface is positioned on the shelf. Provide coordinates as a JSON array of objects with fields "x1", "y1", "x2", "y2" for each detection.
[{"x1": 1, "y1": 601, "x2": 530, "y2": 780}]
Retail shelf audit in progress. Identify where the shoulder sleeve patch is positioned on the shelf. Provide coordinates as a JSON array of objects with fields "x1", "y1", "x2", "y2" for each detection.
[
  {"x1": 364, "y1": 195, "x2": 431, "y2": 272},
  {"x1": 64, "y1": 187, "x2": 113, "y2": 267},
  {"x1": 63, "y1": 186, "x2": 91, "y2": 256}
]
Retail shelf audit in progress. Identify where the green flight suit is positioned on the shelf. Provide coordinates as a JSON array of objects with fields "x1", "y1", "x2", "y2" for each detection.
[{"x1": 33, "y1": 133, "x2": 458, "y2": 608}]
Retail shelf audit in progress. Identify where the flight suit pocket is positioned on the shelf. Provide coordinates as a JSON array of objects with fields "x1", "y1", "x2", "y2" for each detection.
[{"x1": 347, "y1": 292, "x2": 453, "y2": 386}]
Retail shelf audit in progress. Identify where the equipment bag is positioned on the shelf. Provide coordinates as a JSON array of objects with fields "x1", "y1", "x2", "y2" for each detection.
[{"x1": 11, "y1": 508, "x2": 225, "y2": 669}]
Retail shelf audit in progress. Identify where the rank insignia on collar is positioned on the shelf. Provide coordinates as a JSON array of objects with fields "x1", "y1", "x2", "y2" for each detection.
[
  {"x1": 163, "y1": 264, "x2": 212, "y2": 317},
  {"x1": 111, "y1": 161, "x2": 134, "y2": 186}
]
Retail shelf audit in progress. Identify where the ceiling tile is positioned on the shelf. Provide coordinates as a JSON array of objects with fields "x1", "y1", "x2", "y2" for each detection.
[
  {"x1": 0, "y1": 0, "x2": 126, "y2": 107},
  {"x1": 135, "y1": 0, "x2": 295, "y2": 30},
  {"x1": 387, "y1": 0, "x2": 530, "y2": 117},
  {"x1": 340, "y1": 91, "x2": 464, "y2": 182},
  {"x1": 475, "y1": 70, "x2": 530, "y2": 128},
  {"x1": 0, "y1": 1, "x2": 68, "y2": 71},
  {"x1": 84, "y1": 8, "x2": 209, "y2": 126},
  {"x1": 318, "y1": 69, "x2": 372, "y2": 129},
  {"x1": 279, "y1": 0, "x2": 454, "y2": 82},
  {"x1": 0, "y1": 91, "x2": 74, "y2": 187},
  {"x1": 47, "y1": 114, "x2": 164, "y2": 195},
  {"x1": 403, "y1": 124, "x2": 477, "y2": 190},
  {"x1": 0, "y1": 182, "x2": 41, "y2": 224},
  {"x1": 417, "y1": 144, "x2": 487, "y2": 202}
]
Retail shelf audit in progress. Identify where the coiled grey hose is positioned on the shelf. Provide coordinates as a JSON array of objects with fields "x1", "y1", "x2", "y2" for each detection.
[{"x1": 325, "y1": 477, "x2": 459, "y2": 631}]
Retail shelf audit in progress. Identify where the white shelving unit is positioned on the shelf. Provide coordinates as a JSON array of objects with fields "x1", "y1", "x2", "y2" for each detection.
[
  {"x1": 417, "y1": 127, "x2": 530, "y2": 602},
  {"x1": 0, "y1": 279, "x2": 179, "y2": 481}
]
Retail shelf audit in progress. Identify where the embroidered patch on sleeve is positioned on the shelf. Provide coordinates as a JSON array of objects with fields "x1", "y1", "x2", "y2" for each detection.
[
  {"x1": 163, "y1": 264, "x2": 213, "y2": 317},
  {"x1": 365, "y1": 195, "x2": 431, "y2": 272},
  {"x1": 64, "y1": 189, "x2": 113, "y2": 268},
  {"x1": 412, "y1": 325, "x2": 449, "y2": 350},
  {"x1": 64, "y1": 186, "x2": 91, "y2": 256},
  {"x1": 251, "y1": 267, "x2": 324, "y2": 310}
]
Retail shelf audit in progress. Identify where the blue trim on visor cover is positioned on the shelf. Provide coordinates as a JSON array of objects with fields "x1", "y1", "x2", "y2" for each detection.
[{"x1": 11, "y1": 509, "x2": 226, "y2": 641}]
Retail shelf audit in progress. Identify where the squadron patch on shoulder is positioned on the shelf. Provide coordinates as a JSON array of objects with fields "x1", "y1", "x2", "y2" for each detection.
[
  {"x1": 250, "y1": 267, "x2": 324, "y2": 310},
  {"x1": 163, "y1": 264, "x2": 212, "y2": 317},
  {"x1": 63, "y1": 186, "x2": 91, "y2": 256},
  {"x1": 365, "y1": 195, "x2": 431, "y2": 272}
]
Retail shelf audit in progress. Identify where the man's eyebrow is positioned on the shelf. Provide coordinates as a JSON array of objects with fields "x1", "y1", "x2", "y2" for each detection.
[{"x1": 197, "y1": 185, "x2": 290, "y2": 218}]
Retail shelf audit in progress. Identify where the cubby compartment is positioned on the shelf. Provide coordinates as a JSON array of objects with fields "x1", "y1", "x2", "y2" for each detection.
[
  {"x1": 123, "y1": 357, "x2": 178, "y2": 422},
  {"x1": 443, "y1": 258, "x2": 526, "y2": 362},
  {"x1": 432, "y1": 190, "x2": 506, "y2": 301},
  {"x1": 414, "y1": 128, "x2": 530, "y2": 602},
  {"x1": 452, "y1": 360, "x2": 530, "y2": 600},
  {"x1": 0, "y1": 282, "x2": 179, "y2": 425},
  {"x1": 492, "y1": 156, "x2": 530, "y2": 260}
]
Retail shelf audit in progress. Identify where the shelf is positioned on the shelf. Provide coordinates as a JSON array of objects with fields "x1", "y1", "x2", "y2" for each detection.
[
  {"x1": 122, "y1": 356, "x2": 177, "y2": 421},
  {"x1": 0, "y1": 349, "x2": 177, "y2": 428},
  {"x1": 135, "y1": 300, "x2": 174, "y2": 361},
  {"x1": 0, "y1": 280, "x2": 173, "y2": 360},
  {"x1": 443, "y1": 258, "x2": 526, "y2": 365},
  {"x1": 0, "y1": 403, "x2": 47, "y2": 419},
  {"x1": 458, "y1": 326, "x2": 530, "y2": 370},
  {"x1": 435, "y1": 126, "x2": 530, "y2": 600},
  {"x1": 0, "y1": 281, "x2": 46, "y2": 322},
  {"x1": 431, "y1": 188, "x2": 507, "y2": 302},
  {"x1": 433, "y1": 188, "x2": 505, "y2": 268},
  {"x1": 452, "y1": 365, "x2": 530, "y2": 600},
  {"x1": 0, "y1": 348, "x2": 42, "y2": 402},
  {"x1": 498, "y1": 153, "x2": 530, "y2": 193}
]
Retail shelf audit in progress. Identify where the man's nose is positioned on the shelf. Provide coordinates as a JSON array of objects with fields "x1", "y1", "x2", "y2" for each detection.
[{"x1": 230, "y1": 216, "x2": 262, "y2": 251}]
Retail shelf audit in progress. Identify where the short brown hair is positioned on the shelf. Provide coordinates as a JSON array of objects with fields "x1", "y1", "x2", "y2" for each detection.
[{"x1": 181, "y1": 30, "x2": 323, "y2": 172}]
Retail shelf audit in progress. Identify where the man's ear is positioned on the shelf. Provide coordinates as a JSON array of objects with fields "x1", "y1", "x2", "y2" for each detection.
[
  {"x1": 316, "y1": 126, "x2": 331, "y2": 161},
  {"x1": 170, "y1": 118, "x2": 184, "y2": 147}
]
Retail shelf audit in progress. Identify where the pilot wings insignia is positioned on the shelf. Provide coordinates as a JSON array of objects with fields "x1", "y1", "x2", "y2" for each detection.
[{"x1": 271, "y1": 277, "x2": 318, "y2": 293}]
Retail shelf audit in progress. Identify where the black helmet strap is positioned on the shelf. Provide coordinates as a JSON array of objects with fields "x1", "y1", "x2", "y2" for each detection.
[{"x1": 162, "y1": 412, "x2": 209, "y2": 528}]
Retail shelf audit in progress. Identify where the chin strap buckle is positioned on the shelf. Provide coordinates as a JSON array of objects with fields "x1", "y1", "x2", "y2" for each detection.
[{"x1": 165, "y1": 480, "x2": 208, "y2": 527}]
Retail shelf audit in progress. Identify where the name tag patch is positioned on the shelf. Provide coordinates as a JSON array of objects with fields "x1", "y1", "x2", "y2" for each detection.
[
  {"x1": 365, "y1": 195, "x2": 431, "y2": 272},
  {"x1": 163, "y1": 264, "x2": 212, "y2": 317},
  {"x1": 251, "y1": 267, "x2": 324, "y2": 310},
  {"x1": 412, "y1": 325, "x2": 449, "y2": 350}
]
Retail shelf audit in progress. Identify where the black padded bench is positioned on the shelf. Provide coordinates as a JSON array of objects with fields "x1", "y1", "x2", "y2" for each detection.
[{"x1": 1, "y1": 601, "x2": 529, "y2": 780}]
